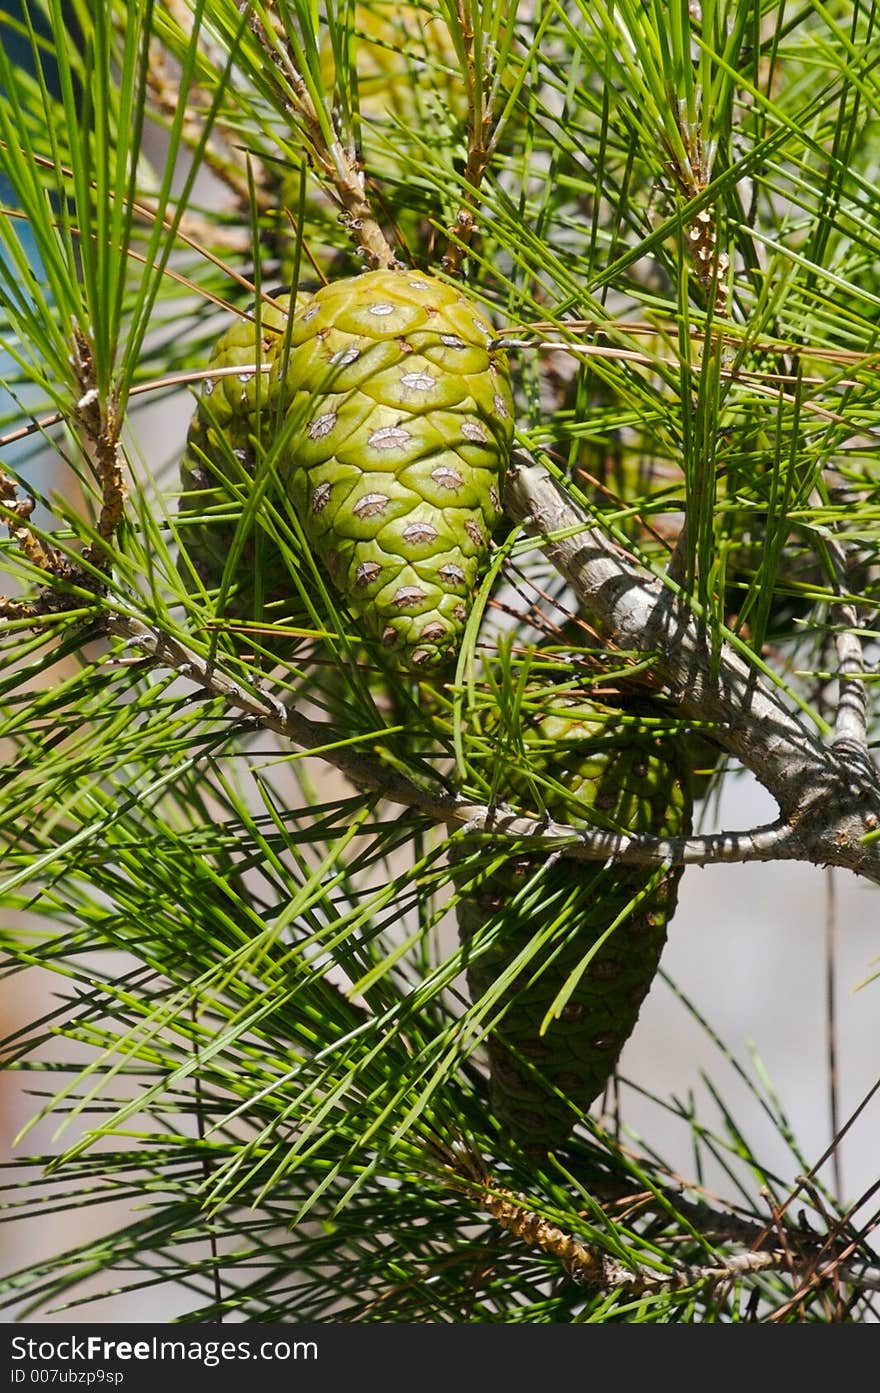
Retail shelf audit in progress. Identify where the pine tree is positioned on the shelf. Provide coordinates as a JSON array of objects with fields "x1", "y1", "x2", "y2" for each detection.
[{"x1": 1, "y1": 0, "x2": 879, "y2": 1322}]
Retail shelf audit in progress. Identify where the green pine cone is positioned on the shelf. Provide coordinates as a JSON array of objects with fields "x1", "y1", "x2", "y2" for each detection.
[
  {"x1": 177, "y1": 295, "x2": 307, "y2": 652},
  {"x1": 271, "y1": 269, "x2": 514, "y2": 670},
  {"x1": 455, "y1": 703, "x2": 692, "y2": 1153}
]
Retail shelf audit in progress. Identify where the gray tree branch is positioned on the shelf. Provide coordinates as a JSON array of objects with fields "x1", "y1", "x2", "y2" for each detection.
[
  {"x1": 107, "y1": 560, "x2": 880, "y2": 880},
  {"x1": 820, "y1": 519, "x2": 869, "y2": 755},
  {"x1": 503, "y1": 454, "x2": 880, "y2": 883}
]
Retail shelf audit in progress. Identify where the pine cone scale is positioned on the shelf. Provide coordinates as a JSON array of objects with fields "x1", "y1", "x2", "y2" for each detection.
[{"x1": 456, "y1": 705, "x2": 692, "y2": 1152}]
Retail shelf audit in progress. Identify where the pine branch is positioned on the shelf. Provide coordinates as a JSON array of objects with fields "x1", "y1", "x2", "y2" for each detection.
[
  {"x1": 481, "y1": 1183, "x2": 880, "y2": 1297},
  {"x1": 248, "y1": 6, "x2": 401, "y2": 271},
  {"x1": 504, "y1": 455, "x2": 880, "y2": 883},
  {"x1": 818, "y1": 512, "x2": 869, "y2": 756},
  {"x1": 105, "y1": 587, "x2": 880, "y2": 880},
  {"x1": 434, "y1": 1145, "x2": 880, "y2": 1300},
  {"x1": 101, "y1": 603, "x2": 879, "y2": 881}
]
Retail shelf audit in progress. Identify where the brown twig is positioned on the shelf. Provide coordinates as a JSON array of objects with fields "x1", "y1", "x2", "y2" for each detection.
[
  {"x1": 248, "y1": 8, "x2": 400, "y2": 271},
  {"x1": 0, "y1": 468, "x2": 57, "y2": 576},
  {"x1": 442, "y1": 3, "x2": 504, "y2": 276},
  {"x1": 0, "y1": 458, "x2": 97, "y2": 621},
  {"x1": 70, "y1": 325, "x2": 125, "y2": 568},
  {"x1": 433, "y1": 1142, "x2": 880, "y2": 1299},
  {"x1": 662, "y1": 100, "x2": 730, "y2": 310}
]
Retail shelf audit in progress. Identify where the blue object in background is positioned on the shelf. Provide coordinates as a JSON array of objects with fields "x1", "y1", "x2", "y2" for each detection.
[{"x1": 0, "y1": 1, "x2": 76, "y2": 486}]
